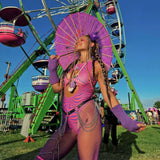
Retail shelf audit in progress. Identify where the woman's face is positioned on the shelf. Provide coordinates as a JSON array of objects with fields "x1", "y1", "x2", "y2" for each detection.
[{"x1": 75, "y1": 36, "x2": 90, "y2": 52}]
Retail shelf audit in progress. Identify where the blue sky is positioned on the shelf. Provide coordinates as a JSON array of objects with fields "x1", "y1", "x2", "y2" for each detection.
[{"x1": 0, "y1": 0, "x2": 160, "y2": 109}]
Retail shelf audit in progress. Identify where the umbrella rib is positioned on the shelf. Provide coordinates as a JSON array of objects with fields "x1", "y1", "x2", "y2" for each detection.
[
  {"x1": 96, "y1": 24, "x2": 104, "y2": 33},
  {"x1": 56, "y1": 33, "x2": 75, "y2": 45},
  {"x1": 101, "y1": 53, "x2": 113, "y2": 58},
  {"x1": 88, "y1": 18, "x2": 96, "y2": 35},
  {"x1": 78, "y1": 12, "x2": 82, "y2": 37},
  {"x1": 98, "y1": 34, "x2": 110, "y2": 41},
  {"x1": 58, "y1": 25, "x2": 76, "y2": 42},
  {"x1": 69, "y1": 14, "x2": 79, "y2": 39},
  {"x1": 63, "y1": 18, "x2": 77, "y2": 41},
  {"x1": 67, "y1": 54, "x2": 77, "y2": 62},
  {"x1": 100, "y1": 45, "x2": 112, "y2": 49},
  {"x1": 56, "y1": 49, "x2": 74, "y2": 53},
  {"x1": 105, "y1": 63, "x2": 110, "y2": 68},
  {"x1": 84, "y1": 13, "x2": 87, "y2": 35},
  {"x1": 59, "y1": 51, "x2": 74, "y2": 57},
  {"x1": 55, "y1": 41, "x2": 74, "y2": 47}
]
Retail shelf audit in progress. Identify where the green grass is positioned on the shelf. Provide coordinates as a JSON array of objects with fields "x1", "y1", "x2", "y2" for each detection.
[{"x1": 0, "y1": 125, "x2": 160, "y2": 160}]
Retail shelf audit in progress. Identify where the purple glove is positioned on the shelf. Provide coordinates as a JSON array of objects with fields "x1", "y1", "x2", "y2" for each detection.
[
  {"x1": 111, "y1": 104, "x2": 142, "y2": 132},
  {"x1": 48, "y1": 57, "x2": 59, "y2": 85}
]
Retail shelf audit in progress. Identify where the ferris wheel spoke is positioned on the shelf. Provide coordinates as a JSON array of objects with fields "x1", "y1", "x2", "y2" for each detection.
[
  {"x1": 41, "y1": 0, "x2": 57, "y2": 30},
  {"x1": 55, "y1": 0, "x2": 68, "y2": 6}
]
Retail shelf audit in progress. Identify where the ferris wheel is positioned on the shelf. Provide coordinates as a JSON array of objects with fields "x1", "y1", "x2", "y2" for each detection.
[
  {"x1": 22, "y1": 0, "x2": 126, "y2": 86},
  {"x1": 0, "y1": 0, "x2": 149, "y2": 135}
]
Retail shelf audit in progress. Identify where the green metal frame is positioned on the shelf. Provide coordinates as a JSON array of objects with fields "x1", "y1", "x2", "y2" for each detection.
[
  {"x1": 19, "y1": 0, "x2": 51, "y2": 56},
  {"x1": 8, "y1": 85, "x2": 25, "y2": 119}
]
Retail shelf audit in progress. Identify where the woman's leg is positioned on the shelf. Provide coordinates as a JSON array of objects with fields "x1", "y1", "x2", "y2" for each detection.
[
  {"x1": 111, "y1": 124, "x2": 118, "y2": 146},
  {"x1": 35, "y1": 123, "x2": 77, "y2": 160},
  {"x1": 77, "y1": 101, "x2": 102, "y2": 160},
  {"x1": 103, "y1": 118, "x2": 110, "y2": 144}
]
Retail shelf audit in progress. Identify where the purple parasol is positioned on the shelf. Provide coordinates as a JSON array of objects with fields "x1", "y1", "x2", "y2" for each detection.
[{"x1": 55, "y1": 12, "x2": 113, "y2": 71}]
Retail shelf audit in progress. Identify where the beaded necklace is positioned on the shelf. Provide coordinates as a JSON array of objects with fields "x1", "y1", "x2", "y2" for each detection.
[{"x1": 68, "y1": 59, "x2": 91, "y2": 93}]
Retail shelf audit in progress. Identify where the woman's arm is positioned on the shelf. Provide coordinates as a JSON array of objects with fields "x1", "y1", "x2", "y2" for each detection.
[
  {"x1": 95, "y1": 61, "x2": 146, "y2": 132},
  {"x1": 94, "y1": 61, "x2": 119, "y2": 108},
  {"x1": 48, "y1": 55, "x2": 63, "y2": 93}
]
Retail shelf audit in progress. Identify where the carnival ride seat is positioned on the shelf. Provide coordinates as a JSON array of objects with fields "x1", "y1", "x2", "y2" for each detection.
[
  {"x1": 112, "y1": 69, "x2": 123, "y2": 79},
  {"x1": 108, "y1": 68, "x2": 123, "y2": 85},
  {"x1": 114, "y1": 43, "x2": 125, "y2": 50},
  {"x1": 119, "y1": 51, "x2": 124, "y2": 58},
  {"x1": 32, "y1": 59, "x2": 49, "y2": 92},
  {"x1": 112, "y1": 62, "x2": 120, "y2": 68},
  {"x1": 32, "y1": 75, "x2": 49, "y2": 92},
  {"x1": 108, "y1": 77, "x2": 118, "y2": 84},
  {"x1": 0, "y1": 6, "x2": 31, "y2": 47},
  {"x1": 111, "y1": 22, "x2": 123, "y2": 37},
  {"x1": 106, "y1": 0, "x2": 116, "y2": 14},
  {"x1": 0, "y1": 22, "x2": 27, "y2": 47}
]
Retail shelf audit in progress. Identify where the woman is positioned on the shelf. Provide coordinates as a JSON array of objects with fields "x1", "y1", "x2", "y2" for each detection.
[{"x1": 35, "y1": 35, "x2": 145, "y2": 160}]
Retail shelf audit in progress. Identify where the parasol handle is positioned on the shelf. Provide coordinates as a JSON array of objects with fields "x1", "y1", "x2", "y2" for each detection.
[{"x1": 50, "y1": 51, "x2": 74, "y2": 60}]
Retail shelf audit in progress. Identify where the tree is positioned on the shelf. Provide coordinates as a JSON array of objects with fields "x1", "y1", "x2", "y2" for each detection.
[{"x1": 153, "y1": 101, "x2": 160, "y2": 109}]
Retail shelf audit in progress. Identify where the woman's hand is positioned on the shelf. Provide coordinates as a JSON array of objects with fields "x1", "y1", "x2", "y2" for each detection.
[
  {"x1": 50, "y1": 55, "x2": 59, "y2": 60},
  {"x1": 137, "y1": 123, "x2": 146, "y2": 132},
  {"x1": 48, "y1": 55, "x2": 62, "y2": 93}
]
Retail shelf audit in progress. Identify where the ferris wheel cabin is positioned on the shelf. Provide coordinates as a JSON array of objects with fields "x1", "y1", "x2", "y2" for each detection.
[
  {"x1": 106, "y1": 0, "x2": 116, "y2": 14},
  {"x1": 0, "y1": 23, "x2": 27, "y2": 47},
  {"x1": 111, "y1": 21, "x2": 123, "y2": 37},
  {"x1": 32, "y1": 59, "x2": 49, "y2": 93},
  {"x1": 0, "y1": 6, "x2": 30, "y2": 47}
]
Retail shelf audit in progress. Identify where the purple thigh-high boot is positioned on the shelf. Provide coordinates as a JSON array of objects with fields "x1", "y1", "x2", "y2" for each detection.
[{"x1": 111, "y1": 104, "x2": 142, "y2": 132}]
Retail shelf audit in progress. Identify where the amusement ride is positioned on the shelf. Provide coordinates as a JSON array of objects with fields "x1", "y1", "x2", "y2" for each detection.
[{"x1": 0, "y1": 0, "x2": 148, "y2": 140}]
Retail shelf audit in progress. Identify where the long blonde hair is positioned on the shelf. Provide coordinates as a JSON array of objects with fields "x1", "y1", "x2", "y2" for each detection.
[{"x1": 86, "y1": 35, "x2": 109, "y2": 88}]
